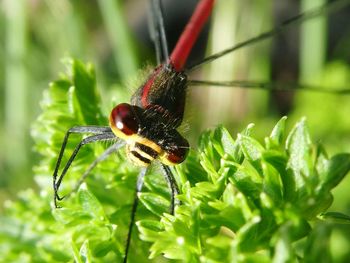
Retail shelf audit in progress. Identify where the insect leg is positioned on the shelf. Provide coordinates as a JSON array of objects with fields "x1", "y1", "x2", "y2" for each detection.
[
  {"x1": 188, "y1": 79, "x2": 350, "y2": 94},
  {"x1": 54, "y1": 132, "x2": 116, "y2": 199},
  {"x1": 66, "y1": 140, "x2": 126, "y2": 198},
  {"x1": 53, "y1": 126, "x2": 112, "y2": 186},
  {"x1": 186, "y1": 0, "x2": 350, "y2": 71},
  {"x1": 161, "y1": 164, "x2": 180, "y2": 215},
  {"x1": 53, "y1": 126, "x2": 115, "y2": 207},
  {"x1": 124, "y1": 167, "x2": 148, "y2": 263}
]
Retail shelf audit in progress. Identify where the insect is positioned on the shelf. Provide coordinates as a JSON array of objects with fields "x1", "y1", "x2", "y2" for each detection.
[{"x1": 52, "y1": 0, "x2": 349, "y2": 262}]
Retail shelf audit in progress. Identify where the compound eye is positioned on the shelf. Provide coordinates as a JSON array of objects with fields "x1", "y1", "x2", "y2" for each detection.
[
  {"x1": 165, "y1": 137, "x2": 189, "y2": 165},
  {"x1": 110, "y1": 103, "x2": 139, "y2": 136}
]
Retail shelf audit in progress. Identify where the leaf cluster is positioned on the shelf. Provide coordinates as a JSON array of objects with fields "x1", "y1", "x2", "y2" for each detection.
[{"x1": 0, "y1": 60, "x2": 349, "y2": 262}]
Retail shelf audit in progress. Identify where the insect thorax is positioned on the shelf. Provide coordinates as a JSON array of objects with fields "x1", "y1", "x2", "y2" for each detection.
[{"x1": 130, "y1": 64, "x2": 187, "y2": 128}]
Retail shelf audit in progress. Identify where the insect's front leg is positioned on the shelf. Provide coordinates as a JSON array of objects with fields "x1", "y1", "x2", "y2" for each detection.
[{"x1": 52, "y1": 126, "x2": 114, "y2": 208}]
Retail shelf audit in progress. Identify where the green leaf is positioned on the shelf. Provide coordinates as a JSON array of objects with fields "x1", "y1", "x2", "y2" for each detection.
[
  {"x1": 314, "y1": 144, "x2": 329, "y2": 186},
  {"x1": 147, "y1": 207, "x2": 201, "y2": 261},
  {"x1": 272, "y1": 224, "x2": 296, "y2": 263},
  {"x1": 191, "y1": 181, "x2": 219, "y2": 199},
  {"x1": 266, "y1": 116, "x2": 287, "y2": 149},
  {"x1": 319, "y1": 153, "x2": 350, "y2": 192},
  {"x1": 91, "y1": 240, "x2": 116, "y2": 257},
  {"x1": 239, "y1": 135, "x2": 264, "y2": 161},
  {"x1": 302, "y1": 192, "x2": 334, "y2": 219},
  {"x1": 199, "y1": 151, "x2": 220, "y2": 182},
  {"x1": 319, "y1": 212, "x2": 350, "y2": 224},
  {"x1": 236, "y1": 214, "x2": 263, "y2": 251},
  {"x1": 72, "y1": 60, "x2": 103, "y2": 125},
  {"x1": 79, "y1": 240, "x2": 92, "y2": 263},
  {"x1": 262, "y1": 160, "x2": 283, "y2": 203},
  {"x1": 204, "y1": 234, "x2": 232, "y2": 262},
  {"x1": 137, "y1": 220, "x2": 164, "y2": 245},
  {"x1": 262, "y1": 151, "x2": 295, "y2": 201},
  {"x1": 271, "y1": 219, "x2": 310, "y2": 261},
  {"x1": 212, "y1": 125, "x2": 236, "y2": 158},
  {"x1": 239, "y1": 134, "x2": 265, "y2": 174},
  {"x1": 239, "y1": 252, "x2": 271, "y2": 263},
  {"x1": 303, "y1": 224, "x2": 332, "y2": 263},
  {"x1": 52, "y1": 207, "x2": 91, "y2": 225},
  {"x1": 175, "y1": 152, "x2": 208, "y2": 186},
  {"x1": 144, "y1": 171, "x2": 170, "y2": 200},
  {"x1": 139, "y1": 192, "x2": 170, "y2": 217},
  {"x1": 207, "y1": 200, "x2": 246, "y2": 231},
  {"x1": 286, "y1": 118, "x2": 313, "y2": 190},
  {"x1": 72, "y1": 240, "x2": 83, "y2": 263},
  {"x1": 229, "y1": 165, "x2": 262, "y2": 200},
  {"x1": 78, "y1": 188, "x2": 105, "y2": 219},
  {"x1": 137, "y1": 220, "x2": 163, "y2": 232},
  {"x1": 231, "y1": 123, "x2": 255, "y2": 164}
]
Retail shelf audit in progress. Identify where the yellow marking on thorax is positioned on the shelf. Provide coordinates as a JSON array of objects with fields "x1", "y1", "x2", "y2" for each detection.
[{"x1": 110, "y1": 123, "x2": 180, "y2": 166}]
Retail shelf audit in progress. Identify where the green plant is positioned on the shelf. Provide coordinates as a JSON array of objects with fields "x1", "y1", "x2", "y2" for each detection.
[{"x1": 0, "y1": 60, "x2": 349, "y2": 262}]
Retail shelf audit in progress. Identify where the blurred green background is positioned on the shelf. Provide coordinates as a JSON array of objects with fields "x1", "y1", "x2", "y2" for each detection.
[{"x1": 0, "y1": 0, "x2": 349, "y2": 248}]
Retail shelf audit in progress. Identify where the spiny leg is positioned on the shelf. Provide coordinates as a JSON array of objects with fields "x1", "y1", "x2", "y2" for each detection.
[
  {"x1": 188, "y1": 79, "x2": 350, "y2": 94},
  {"x1": 124, "y1": 167, "x2": 147, "y2": 263},
  {"x1": 65, "y1": 140, "x2": 126, "y2": 198},
  {"x1": 53, "y1": 126, "x2": 112, "y2": 188},
  {"x1": 54, "y1": 133, "x2": 116, "y2": 206},
  {"x1": 186, "y1": 0, "x2": 350, "y2": 72},
  {"x1": 53, "y1": 126, "x2": 115, "y2": 207},
  {"x1": 54, "y1": 133, "x2": 116, "y2": 200},
  {"x1": 161, "y1": 164, "x2": 180, "y2": 214}
]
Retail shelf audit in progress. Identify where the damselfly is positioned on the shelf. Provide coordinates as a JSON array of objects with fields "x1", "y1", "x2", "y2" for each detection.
[{"x1": 52, "y1": 0, "x2": 350, "y2": 262}]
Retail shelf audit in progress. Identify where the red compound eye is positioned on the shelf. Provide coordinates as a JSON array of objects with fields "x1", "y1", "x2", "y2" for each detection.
[
  {"x1": 109, "y1": 103, "x2": 139, "y2": 136},
  {"x1": 166, "y1": 137, "x2": 189, "y2": 164}
]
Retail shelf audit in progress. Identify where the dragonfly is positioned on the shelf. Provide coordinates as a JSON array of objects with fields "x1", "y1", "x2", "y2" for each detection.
[{"x1": 52, "y1": 0, "x2": 350, "y2": 262}]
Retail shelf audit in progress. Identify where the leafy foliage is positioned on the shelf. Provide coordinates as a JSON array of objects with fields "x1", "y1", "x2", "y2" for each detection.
[{"x1": 0, "y1": 60, "x2": 349, "y2": 262}]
